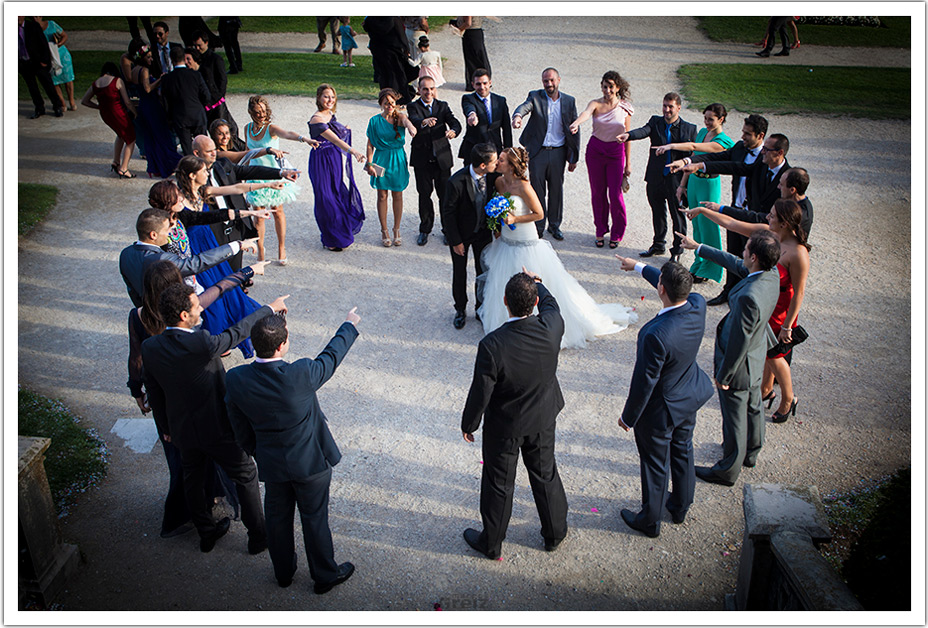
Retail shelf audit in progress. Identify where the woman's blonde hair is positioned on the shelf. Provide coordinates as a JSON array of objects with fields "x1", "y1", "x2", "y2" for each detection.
[
  {"x1": 505, "y1": 147, "x2": 530, "y2": 180},
  {"x1": 247, "y1": 95, "x2": 273, "y2": 124}
]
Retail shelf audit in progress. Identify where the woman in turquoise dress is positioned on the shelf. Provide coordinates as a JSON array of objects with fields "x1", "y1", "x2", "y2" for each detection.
[
  {"x1": 36, "y1": 17, "x2": 76, "y2": 111},
  {"x1": 364, "y1": 88, "x2": 416, "y2": 247},
  {"x1": 656, "y1": 103, "x2": 734, "y2": 283},
  {"x1": 244, "y1": 95, "x2": 318, "y2": 264}
]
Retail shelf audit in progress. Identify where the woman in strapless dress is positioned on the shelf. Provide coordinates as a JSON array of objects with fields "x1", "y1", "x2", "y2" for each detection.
[{"x1": 477, "y1": 147, "x2": 637, "y2": 349}]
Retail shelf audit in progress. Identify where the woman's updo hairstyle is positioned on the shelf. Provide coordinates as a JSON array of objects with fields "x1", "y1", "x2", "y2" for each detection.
[{"x1": 505, "y1": 147, "x2": 530, "y2": 181}]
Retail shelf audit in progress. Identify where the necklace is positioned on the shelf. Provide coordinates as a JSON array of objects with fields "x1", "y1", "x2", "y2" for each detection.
[{"x1": 249, "y1": 122, "x2": 268, "y2": 138}]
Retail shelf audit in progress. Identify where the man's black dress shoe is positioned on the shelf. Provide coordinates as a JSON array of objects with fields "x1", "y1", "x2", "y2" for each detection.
[
  {"x1": 544, "y1": 533, "x2": 566, "y2": 552},
  {"x1": 755, "y1": 50, "x2": 771, "y2": 57},
  {"x1": 691, "y1": 273, "x2": 707, "y2": 284},
  {"x1": 417, "y1": 232, "x2": 428, "y2": 246},
  {"x1": 53, "y1": 108, "x2": 64, "y2": 117},
  {"x1": 548, "y1": 228, "x2": 564, "y2": 241},
  {"x1": 706, "y1": 291, "x2": 729, "y2": 307},
  {"x1": 314, "y1": 562, "x2": 355, "y2": 594},
  {"x1": 28, "y1": 110, "x2": 45, "y2": 119},
  {"x1": 620, "y1": 508, "x2": 659, "y2": 538},
  {"x1": 248, "y1": 533, "x2": 268, "y2": 555},
  {"x1": 199, "y1": 516, "x2": 231, "y2": 552},
  {"x1": 463, "y1": 528, "x2": 499, "y2": 559},
  {"x1": 695, "y1": 465, "x2": 735, "y2": 486},
  {"x1": 639, "y1": 245, "x2": 665, "y2": 258},
  {"x1": 773, "y1": 49, "x2": 790, "y2": 56},
  {"x1": 665, "y1": 499, "x2": 686, "y2": 524},
  {"x1": 277, "y1": 553, "x2": 298, "y2": 587},
  {"x1": 742, "y1": 460, "x2": 756, "y2": 468},
  {"x1": 160, "y1": 521, "x2": 194, "y2": 538},
  {"x1": 669, "y1": 252, "x2": 681, "y2": 264},
  {"x1": 453, "y1": 310, "x2": 466, "y2": 329}
]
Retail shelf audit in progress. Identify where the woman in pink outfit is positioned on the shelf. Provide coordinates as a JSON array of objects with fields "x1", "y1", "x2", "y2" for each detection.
[{"x1": 569, "y1": 71, "x2": 633, "y2": 249}]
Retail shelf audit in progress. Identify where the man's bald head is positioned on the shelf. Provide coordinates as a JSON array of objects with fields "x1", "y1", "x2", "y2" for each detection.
[{"x1": 192, "y1": 135, "x2": 217, "y2": 166}]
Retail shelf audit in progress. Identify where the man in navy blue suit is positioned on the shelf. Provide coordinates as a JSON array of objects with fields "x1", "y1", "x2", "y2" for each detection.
[
  {"x1": 225, "y1": 309, "x2": 360, "y2": 594},
  {"x1": 614, "y1": 257, "x2": 714, "y2": 538}
]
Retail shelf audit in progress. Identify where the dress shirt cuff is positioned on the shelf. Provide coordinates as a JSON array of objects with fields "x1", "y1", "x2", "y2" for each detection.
[
  {"x1": 634, "y1": 263, "x2": 645, "y2": 274},
  {"x1": 229, "y1": 241, "x2": 241, "y2": 255},
  {"x1": 695, "y1": 244, "x2": 703, "y2": 257}
]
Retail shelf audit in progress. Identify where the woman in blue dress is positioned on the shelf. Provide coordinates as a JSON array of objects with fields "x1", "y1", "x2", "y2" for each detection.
[
  {"x1": 173, "y1": 156, "x2": 283, "y2": 357},
  {"x1": 129, "y1": 44, "x2": 182, "y2": 178},
  {"x1": 308, "y1": 84, "x2": 366, "y2": 251},
  {"x1": 36, "y1": 17, "x2": 76, "y2": 110},
  {"x1": 365, "y1": 88, "x2": 416, "y2": 247}
]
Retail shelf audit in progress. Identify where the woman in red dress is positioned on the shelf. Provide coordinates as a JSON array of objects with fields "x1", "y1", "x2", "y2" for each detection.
[{"x1": 80, "y1": 61, "x2": 137, "y2": 178}]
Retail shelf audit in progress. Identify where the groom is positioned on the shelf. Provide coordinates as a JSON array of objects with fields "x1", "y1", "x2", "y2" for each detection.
[{"x1": 441, "y1": 143, "x2": 498, "y2": 329}]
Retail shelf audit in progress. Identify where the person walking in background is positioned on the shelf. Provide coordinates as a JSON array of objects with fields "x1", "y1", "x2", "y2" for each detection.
[
  {"x1": 570, "y1": 70, "x2": 634, "y2": 249},
  {"x1": 617, "y1": 92, "x2": 696, "y2": 264},
  {"x1": 218, "y1": 17, "x2": 243, "y2": 74},
  {"x1": 226, "y1": 309, "x2": 361, "y2": 594},
  {"x1": 81, "y1": 62, "x2": 137, "y2": 178},
  {"x1": 314, "y1": 16, "x2": 340, "y2": 54},
  {"x1": 410, "y1": 36, "x2": 445, "y2": 87},
  {"x1": 511, "y1": 67, "x2": 579, "y2": 241},
  {"x1": 756, "y1": 17, "x2": 793, "y2": 57},
  {"x1": 308, "y1": 84, "x2": 367, "y2": 251},
  {"x1": 407, "y1": 76, "x2": 461, "y2": 245},
  {"x1": 363, "y1": 16, "x2": 417, "y2": 105},
  {"x1": 614, "y1": 256, "x2": 714, "y2": 538},
  {"x1": 365, "y1": 88, "x2": 417, "y2": 247},
  {"x1": 403, "y1": 16, "x2": 429, "y2": 62},
  {"x1": 35, "y1": 17, "x2": 76, "y2": 111},
  {"x1": 178, "y1": 16, "x2": 219, "y2": 48},
  {"x1": 457, "y1": 16, "x2": 491, "y2": 87},
  {"x1": 461, "y1": 270, "x2": 568, "y2": 559},
  {"x1": 338, "y1": 17, "x2": 358, "y2": 67},
  {"x1": 656, "y1": 103, "x2": 735, "y2": 284},
  {"x1": 18, "y1": 16, "x2": 65, "y2": 119},
  {"x1": 160, "y1": 46, "x2": 210, "y2": 155}
]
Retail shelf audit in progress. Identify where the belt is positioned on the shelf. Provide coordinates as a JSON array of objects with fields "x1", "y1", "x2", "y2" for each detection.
[
  {"x1": 205, "y1": 97, "x2": 226, "y2": 111},
  {"x1": 540, "y1": 145, "x2": 564, "y2": 151},
  {"x1": 692, "y1": 171, "x2": 718, "y2": 179}
]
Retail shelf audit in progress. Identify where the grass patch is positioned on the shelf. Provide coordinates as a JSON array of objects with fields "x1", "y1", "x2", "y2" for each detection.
[
  {"x1": 678, "y1": 64, "x2": 910, "y2": 119},
  {"x1": 46, "y1": 16, "x2": 168, "y2": 31},
  {"x1": 18, "y1": 183, "x2": 59, "y2": 236},
  {"x1": 696, "y1": 16, "x2": 910, "y2": 48},
  {"x1": 18, "y1": 388, "x2": 108, "y2": 515}
]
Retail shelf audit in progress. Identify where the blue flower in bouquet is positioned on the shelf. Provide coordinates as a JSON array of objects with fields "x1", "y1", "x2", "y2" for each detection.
[{"x1": 485, "y1": 194, "x2": 516, "y2": 231}]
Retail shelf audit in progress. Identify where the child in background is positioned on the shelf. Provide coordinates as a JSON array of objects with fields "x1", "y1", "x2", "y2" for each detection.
[
  {"x1": 339, "y1": 17, "x2": 358, "y2": 67},
  {"x1": 412, "y1": 36, "x2": 444, "y2": 87}
]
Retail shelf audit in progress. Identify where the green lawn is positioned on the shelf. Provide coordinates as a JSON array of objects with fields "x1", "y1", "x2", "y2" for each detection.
[
  {"x1": 678, "y1": 64, "x2": 910, "y2": 119},
  {"x1": 18, "y1": 388, "x2": 108, "y2": 511},
  {"x1": 18, "y1": 183, "x2": 59, "y2": 235},
  {"x1": 46, "y1": 16, "x2": 169, "y2": 31},
  {"x1": 697, "y1": 16, "x2": 910, "y2": 48},
  {"x1": 20, "y1": 50, "x2": 381, "y2": 102}
]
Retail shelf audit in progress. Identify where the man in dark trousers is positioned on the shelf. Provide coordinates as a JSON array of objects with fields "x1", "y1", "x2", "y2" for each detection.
[
  {"x1": 678, "y1": 230, "x2": 780, "y2": 486},
  {"x1": 118, "y1": 208, "x2": 256, "y2": 306},
  {"x1": 160, "y1": 46, "x2": 210, "y2": 155},
  {"x1": 142, "y1": 284, "x2": 289, "y2": 553},
  {"x1": 618, "y1": 92, "x2": 696, "y2": 263},
  {"x1": 191, "y1": 32, "x2": 244, "y2": 149},
  {"x1": 18, "y1": 16, "x2": 65, "y2": 118},
  {"x1": 512, "y1": 67, "x2": 580, "y2": 240},
  {"x1": 614, "y1": 257, "x2": 714, "y2": 538},
  {"x1": 407, "y1": 76, "x2": 462, "y2": 246},
  {"x1": 440, "y1": 143, "x2": 498, "y2": 329},
  {"x1": 459, "y1": 69, "x2": 511, "y2": 167},
  {"x1": 192, "y1": 135, "x2": 298, "y2": 270},
  {"x1": 461, "y1": 269, "x2": 568, "y2": 559},
  {"x1": 226, "y1": 309, "x2": 360, "y2": 594}
]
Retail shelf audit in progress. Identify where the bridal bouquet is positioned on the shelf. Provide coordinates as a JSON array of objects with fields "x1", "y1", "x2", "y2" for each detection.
[{"x1": 485, "y1": 194, "x2": 517, "y2": 231}]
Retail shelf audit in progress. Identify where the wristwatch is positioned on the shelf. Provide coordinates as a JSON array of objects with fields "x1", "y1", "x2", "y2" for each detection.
[{"x1": 533, "y1": 276, "x2": 543, "y2": 284}]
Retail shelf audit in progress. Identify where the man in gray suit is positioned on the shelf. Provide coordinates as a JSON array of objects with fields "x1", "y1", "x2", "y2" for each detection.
[
  {"x1": 678, "y1": 229, "x2": 780, "y2": 486},
  {"x1": 512, "y1": 68, "x2": 579, "y2": 240}
]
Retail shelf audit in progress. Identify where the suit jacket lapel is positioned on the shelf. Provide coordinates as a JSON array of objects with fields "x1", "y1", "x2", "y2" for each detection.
[{"x1": 538, "y1": 91, "x2": 548, "y2": 125}]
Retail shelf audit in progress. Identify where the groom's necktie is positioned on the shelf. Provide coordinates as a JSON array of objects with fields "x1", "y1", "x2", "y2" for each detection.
[{"x1": 476, "y1": 176, "x2": 487, "y2": 218}]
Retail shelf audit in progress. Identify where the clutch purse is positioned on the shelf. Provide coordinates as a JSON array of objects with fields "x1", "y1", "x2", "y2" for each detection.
[{"x1": 767, "y1": 325, "x2": 809, "y2": 358}]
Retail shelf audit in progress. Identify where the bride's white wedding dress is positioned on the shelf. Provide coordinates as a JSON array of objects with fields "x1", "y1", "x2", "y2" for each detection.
[{"x1": 477, "y1": 195, "x2": 637, "y2": 349}]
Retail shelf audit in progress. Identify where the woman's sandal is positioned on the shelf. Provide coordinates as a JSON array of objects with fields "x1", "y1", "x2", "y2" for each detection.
[
  {"x1": 392, "y1": 229, "x2": 402, "y2": 247},
  {"x1": 609, "y1": 240, "x2": 619, "y2": 249},
  {"x1": 381, "y1": 229, "x2": 392, "y2": 247},
  {"x1": 117, "y1": 169, "x2": 136, "y2": 179},
  {"x1": 595, "y1": 238, "x2": 605, "y2": 248}
]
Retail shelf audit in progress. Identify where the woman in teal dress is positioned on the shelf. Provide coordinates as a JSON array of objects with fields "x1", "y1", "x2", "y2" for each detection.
[
  {"x1": 656, "y1": 103, "x2": 734, "y2": 283},
  {"x1": 36, "y1": 17, "x2": 76, "y2": 110},
  {"x1": 365, "y1": 88, "x2": 416, "y2": 247}
]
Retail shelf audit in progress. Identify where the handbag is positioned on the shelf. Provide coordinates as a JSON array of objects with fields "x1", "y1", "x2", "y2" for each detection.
[
  {"x1": 767, "y1": 324, "x2": 809, "y2": 358},
  {"x1": 48, "y1": 40, "x2": 63, "y2": 76}
]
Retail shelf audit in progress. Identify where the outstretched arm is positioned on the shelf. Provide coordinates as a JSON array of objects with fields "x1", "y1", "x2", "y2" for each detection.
[
  {"x1": 683, "y1": 205, "x2": 767, "y2": 238},
  {"x1": 569, "y1": 99, "x2": 598, "y2": 134}
]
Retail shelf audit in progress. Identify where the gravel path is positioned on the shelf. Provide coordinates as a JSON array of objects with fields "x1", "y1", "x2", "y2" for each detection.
[{"x1": 17, "y1": 16, "x2": 911, "y2": 612}]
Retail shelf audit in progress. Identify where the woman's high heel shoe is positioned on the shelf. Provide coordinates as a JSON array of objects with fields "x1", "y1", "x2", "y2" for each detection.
[
  {"x1": 381, "y1": 229, "x2": 392, "y2": 247},
  {"x1": 763, "y1": 390, "x2": 776, "y2": 409},
  {"x1": 771, "y1": 398, "x2": 798, "y2": 423},
  {"x1": 392, "y1": 228, "x2": 402, "y2": 247}
]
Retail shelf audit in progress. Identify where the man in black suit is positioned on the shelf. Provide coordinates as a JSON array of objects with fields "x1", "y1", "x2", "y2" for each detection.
[
  {"x1": 118, "y1": 208, "x2": 256, "y2": 307},
  {"x1": 461, "y1": 270, "x2": 568, "y2": 559},
  {"x1": 407, "y1": 76, "x2": 462, "y2": 246},
  {"x1": 18, "y1": 16, "x2": 65, "y2": 118},
  {"x1": 618, "y1": 92, "x2": 697, "y2": 263},
  {"x1": 226, "y1": 310, "x2": 360, "y2": 594},
  {"x1": 192, "y1": 135, "x2": 298, "y2": 270},
  {"x1": 678, "y1": 231, "x2": 781, "y2": 486},
  {"x1": 191, "y1": 32, "x2": 245, "y2": 149},
  {"x1": 441, "y1": 143, "x2": 498, "y2": 329},
  {"x1": 152, "y1": 21, "x2": 184, "y2": 77},
  {"x1": 142, "y1": 284, "x2": 289, "y2": 552},
  {"x1": 160, "y1": 46, "x2": 210, "y2": 155},
  {"x1": 511, "y1": 68, "x2": 580, "y2": 240},
  {"x1": 614, "y1": 258, "x2": 714, "y2": 538},
  {"x1": 459, "y1": 69, "x2": 512, "y2": 167}
]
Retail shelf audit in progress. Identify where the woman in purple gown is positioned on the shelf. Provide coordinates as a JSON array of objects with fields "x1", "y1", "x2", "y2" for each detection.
[{"x1": 307, "y1": 84, "x2": 367, "y2": 251}]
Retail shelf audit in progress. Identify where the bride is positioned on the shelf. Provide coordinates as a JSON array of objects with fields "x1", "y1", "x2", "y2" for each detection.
[{"x1": 477, "y1": 147, "x2": 638, "y2": 348}]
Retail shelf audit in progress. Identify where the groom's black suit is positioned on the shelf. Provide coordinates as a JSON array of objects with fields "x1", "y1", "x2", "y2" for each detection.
[
  {"x1": 461, "y1": 282, "x2": 568, "y2": 557},
  {"x1": 441, "y1": 167, "x2": 498, "y2": 315}
]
